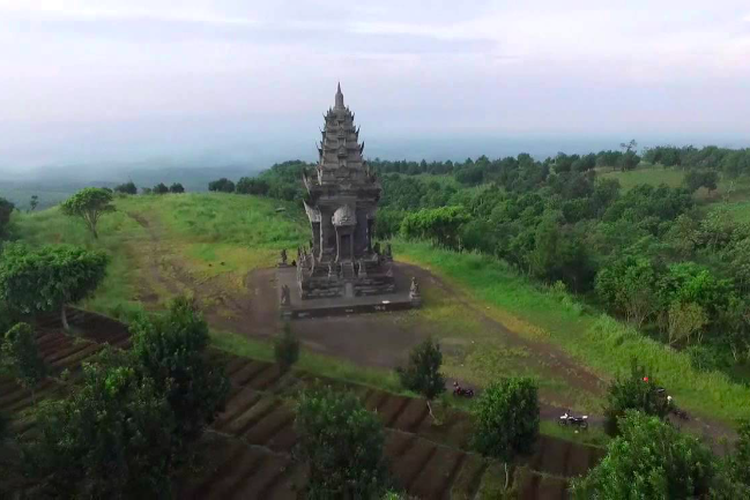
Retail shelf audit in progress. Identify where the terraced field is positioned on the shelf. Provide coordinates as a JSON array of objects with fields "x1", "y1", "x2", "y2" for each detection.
[{"x1": 1, "y1": 309, "x2": 604, "y2": 499}]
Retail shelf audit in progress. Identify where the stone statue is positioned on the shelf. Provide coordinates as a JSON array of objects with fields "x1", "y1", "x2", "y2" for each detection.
[
  {"x1": 373, "y1": 242, "x2": 381, "y2": 255},
  {"x1": 280, "y1": 284, "x2": 291, "y2": 306},
  {"x1": 410, "y1": 277, "x2": 420, "y2": 296},
  {"x1": 280, "y1": 249, "x2": 288, "y2": 265},
  {"x1": 385, "y1": 243, "x2": 392, "y2": 259},
  {"x1": 358, "y1": 259, "x2": 367, "y2": 278},
  {"x1": 409, "y1": 277, "x2": 422, "y2": 307},
  {"x1": 328, "y1": 263, "x2": 335, "y2": 279}
]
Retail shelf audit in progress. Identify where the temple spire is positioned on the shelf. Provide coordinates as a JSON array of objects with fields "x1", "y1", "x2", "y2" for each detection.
[{"x1": 334, "y1": 82, "x2": 344, "y2": 109}]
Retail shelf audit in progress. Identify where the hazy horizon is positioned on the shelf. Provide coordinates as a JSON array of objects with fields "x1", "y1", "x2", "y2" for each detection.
[{"x1": 2, "y1": 1, "x2": 750, "y2": 176}]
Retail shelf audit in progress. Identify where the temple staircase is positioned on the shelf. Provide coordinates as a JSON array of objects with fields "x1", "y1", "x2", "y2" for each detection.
[{"x1": 341, "y1": 261, "x2": 355, "y2": 280}]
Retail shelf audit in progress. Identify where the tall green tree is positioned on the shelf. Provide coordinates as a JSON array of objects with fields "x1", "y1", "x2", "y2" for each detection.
[
  {"x1": 571, "y1": 411, "x2": 715, "y2": 499},
  {"x1": 471, "y1": 377, "x2": 540, "y2": 489},
  {"x1": 23, "y1": 348, "x2": 177, "y2": 498},
  {"x1": 29, "y1": 195, "x2": 39, "y2": 212},
  {"x1": 295, "y1": 385, "x2": 388, "y2": 499},
  {"x1": 0, "y1": 244, "x2": 108, "y2": 331},
  {"x1": 114, "y1": 182, "x2": 137, "y2": 195},
  {"x1": 3, "y1": 322, "x2": 46, "y2": 403},
  {"x1": 129, "y1": 296, "x2": 229, "y2": 442},
  {"x1": 153, "y1": 182, "x2": 169, "y2": 195},
  {"x1": 169, "y1": 183, "x2": 185, "y2": 194},
  {"x1": 60, "y1": 187, "x2": 115, "y2": 239}
]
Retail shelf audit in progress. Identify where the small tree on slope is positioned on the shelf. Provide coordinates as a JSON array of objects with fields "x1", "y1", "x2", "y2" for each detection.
[
  {"x1": 3, "y1": 322, "x2": 46, "y2": 403},
  {"x1": 471, "y1": 377, "x2": 540, "y2": 489},
  {"x1": 60, "y1": 187, "x2": 115, "y2": 239},
  {"x1": 129, "y1": 296, "x2": 229, "y2": 442},
  {"x1": 396, "y1": 337, "x2": 445, "y2": 418},
  {"x1": 0, "y1": 244, "x2": 108, "y2": 331},
  {"x1": 295, "y1": 385, "x2": 388, "y2": 499}
]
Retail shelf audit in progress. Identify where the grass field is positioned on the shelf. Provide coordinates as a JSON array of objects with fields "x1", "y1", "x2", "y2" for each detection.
[
  {"x1": 11, "y1": 191, "x2": 750, "y2": 428},
  {"x1": 396, "y1": 240, "x2": 750, "y2": 425}
]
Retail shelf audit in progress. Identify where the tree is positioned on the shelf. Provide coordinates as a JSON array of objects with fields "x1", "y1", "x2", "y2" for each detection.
[
  {"x1": 169, "y1": 182, "x2": 185, "y2": 194},
  {"x1": 3, "y1": 322, "x2": 46, "y2": 403},
  {"x1": 603, "y1": 359, "x2": 670, "y2": 436},
  {"x1": 274, "y1": 322, "x2": 300, "y2": 373},
  {"x1": 29, "y1": 195, "x2": 39, "y2": 212},
  {"x1": 667, "y1": 301, "x2": 707, "y2": 346},
  {"x1": 571, "y1": 410, "x2": 715, "y2": 499},
  {"x1": 684, "y1": 170, "x2": 719, "y2": 193},
  {"x1": 471, "y1": 377, "x2": 539, "y2": 489},
  {"x1": 129, "y1": 296, "x2": 229, "y2": 442},
  {"x1": 208, "y1": 178, "x2": 235, "y2": 193},
  {"x1": 23, "y1": 348, "x2": 177, "y2": 498},
  {"x1": 712, "y1": 420, "x2": 750, "y2": 497},
  {"x1": 396, "y1": 337, "x2": 445, "y2": 417},
  {"x1": 399, "y1": 206, "x2": 469, "y2": 249},
  {"x1": 0, "y1": 197, "x2": 15, "y2": 238},
  {"x1": 595, "y1": 256, "x2": 659, "y2": 329},
  {"x1": 114, "y1": 182, "x2": 137, "y2": 195},
  {"x1": 60, "y1": 187, "x2": 115, "y2": 239},
  {"x1": 236, "y1": 177, "x2": 270, "y2": 195},
  {"x1": 153, "y1": 182, "x2": 169, "y2": 195},
  {"x1": 295, "y1": 385, "x2": 388, "y2": 499},
  {"x1": 0, "y1": 244, "x2": 108, "y2": 331}
]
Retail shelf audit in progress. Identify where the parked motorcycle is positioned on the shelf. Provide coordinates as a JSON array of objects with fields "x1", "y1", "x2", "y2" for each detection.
[
  {"x1": 452, "y1": 382, "x2": 474, "y2": 398},
  {"x1": 559, "y1": 411, "x2": 589, "y2": 430}
]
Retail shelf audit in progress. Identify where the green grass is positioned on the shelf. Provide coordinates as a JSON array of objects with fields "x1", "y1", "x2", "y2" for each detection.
[
  {"x1": 396, "y1": 240, "x2": 750, "y2": 424},
  {"x1": 598, "y1": 165, "x2": 685, "y2": 191},
  {"x1": 11, "y1": 205, "x2": 148, "y2": 318},
  {"x1": 210, "y1": 329, "x2": 405, "y2": 394}
]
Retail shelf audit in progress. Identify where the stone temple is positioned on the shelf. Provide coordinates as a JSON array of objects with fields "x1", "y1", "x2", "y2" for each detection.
[{"x1": 295, "y1": 84, "x2": 396, "y2": 300}]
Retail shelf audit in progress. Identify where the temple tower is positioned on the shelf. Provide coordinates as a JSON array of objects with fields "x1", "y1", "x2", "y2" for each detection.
[{"x1": 298, "y1": 84, "x2": 393, "y2": 299}]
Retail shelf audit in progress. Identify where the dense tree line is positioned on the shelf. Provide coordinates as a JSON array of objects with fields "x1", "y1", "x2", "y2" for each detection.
[{"x1": 644, "y1": 145, "x2": 750, "y2": 177}]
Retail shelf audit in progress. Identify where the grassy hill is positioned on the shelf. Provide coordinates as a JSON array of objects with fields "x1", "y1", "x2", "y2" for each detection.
[{"x1": 10, "y1": 192, "x2": 750, "y2": 432}]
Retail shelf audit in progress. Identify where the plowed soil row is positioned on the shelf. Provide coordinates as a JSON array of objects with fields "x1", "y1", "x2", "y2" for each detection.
[{"x1": 1, "y1": 309, "x2": 602, "y2": 498}]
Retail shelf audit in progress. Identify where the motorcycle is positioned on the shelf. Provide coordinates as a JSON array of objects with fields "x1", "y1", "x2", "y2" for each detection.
[
  {"x1": 452, "y1": 382, "x2": 474, "y2": 398},
  {"x1": 559, "y1": 412, "x2": 589, "y2": 430}
]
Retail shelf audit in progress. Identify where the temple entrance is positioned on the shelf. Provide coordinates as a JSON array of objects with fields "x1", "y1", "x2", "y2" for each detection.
[{"x1": 339, "y1": 234, "x2": 351, "y2": 260}]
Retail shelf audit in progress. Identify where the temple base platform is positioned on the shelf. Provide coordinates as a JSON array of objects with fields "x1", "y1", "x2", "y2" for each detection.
[{"x1": 276, "y1": 263, "x2": 418, "y2": 319}]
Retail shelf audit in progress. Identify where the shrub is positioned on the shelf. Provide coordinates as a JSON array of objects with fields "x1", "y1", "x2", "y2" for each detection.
[
  {"x1": 603, "y1": 358, "x2": 670, "y2": 436},
  {"x1": 274, "y1": 322, "x2": 299, "y2": 373},
  {"x1": 3, "y1": 322, "x2": 46, "y2": 403},
  {"x1": 23, "y1": 348, "x2": 177, "y2": 498},
  {"x1": 396, "y1": 337, "x2": 445, "y2": 401},
  {"x1": 295, "y1": 385, "x2": 388, "y2": 499},
  {"x1": 0, "y1": 244, "x2": 108, "y2": 331},
  {"x1": 129, "y1": 296, "x2": 229, "y2": 442},
  {"x1": 169, "y1": 183, "x2": 185, "y2": 194},
  {"x1": 153, "y1": 183, "x2": 169, "y2": 195},
  {"x1": 571, "y1": 410, "x2": 715, "y2": 499}
]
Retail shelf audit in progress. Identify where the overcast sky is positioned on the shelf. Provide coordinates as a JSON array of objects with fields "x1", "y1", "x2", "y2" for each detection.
[{"x1": 1, "y1": 1, "x2": 749, "y2": 171}]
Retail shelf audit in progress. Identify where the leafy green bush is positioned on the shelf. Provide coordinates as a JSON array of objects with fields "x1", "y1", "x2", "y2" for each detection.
[
  {"x1": 23, "y1": 348, "x2": 177, "y2": 498},
  {"x1": 604, "y1": 359, "x2": 670, "y2": 436},
  {"x1": 295, "y1": 385, "x2": 388, "y2": 499},
  {"x1": 396, "y1": 337, "x2": 445, "y2": 401},
  {"x1": 130, "y1": 296, "x2": 229, "y2": 442},
  {"x1": 0, "y1": 243, "x2": 108, "y2": 330},
  {"x1": 3, "y1": 322, "x2": 46, "y2": 402},
  {"x1": 571, "y1": 410, "x2": 715, "y2": 499}
]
